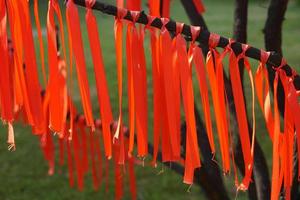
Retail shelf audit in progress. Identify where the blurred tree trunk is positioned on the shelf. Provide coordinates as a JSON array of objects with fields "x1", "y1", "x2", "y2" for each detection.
[
  {"x1": 264, "y1": 0, "x2": 300, "y2": 198},
  {"x1": 232, "y1": 1, "x2": 271, "y2": 199}
]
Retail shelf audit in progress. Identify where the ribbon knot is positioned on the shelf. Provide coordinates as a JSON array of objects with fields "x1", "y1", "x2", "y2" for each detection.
[
  {"x1": 116, "y1": 7, "x2": 127, "y2": 19},
  {"x1": 190, "y1": 25, "x2": 201, "y2": 43},
  {"x1": 145, "y1": 15, "x2": 156, "y2": 29},
  {"x1": 175, "y1": 22, "x2": 184, "y2": 36},
  {"x1": 260, "y1": 50, "x2": 270, "y2": 64},
  {"x1": 208, "y1": 33, "x2": 220, "y2": 49},
  {"x1": 130, "y1": 11, "x2": 140, "y2": 23},
  {"x1": 160, "y1": 18, "x2": 170, "y2": 31},
  {"x1": 236, "y1": 44, "x2": 250, "y2": 60},
  {"x1": 85, "y1": 0, "x2": 96, "y2": 9}
]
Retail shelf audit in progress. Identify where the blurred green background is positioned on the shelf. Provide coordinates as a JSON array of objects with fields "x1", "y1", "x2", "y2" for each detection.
[{"x1": 0, "y1": 0, "x2": 299, "y2": 199}]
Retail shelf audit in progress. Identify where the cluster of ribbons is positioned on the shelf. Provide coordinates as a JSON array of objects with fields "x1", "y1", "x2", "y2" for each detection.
[{"x1": 0, "y1": 0, "x2": 299, "y2": 199}]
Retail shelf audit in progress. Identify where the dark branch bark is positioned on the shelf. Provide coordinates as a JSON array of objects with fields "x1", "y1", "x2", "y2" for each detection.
[
  {"x1": 264, "y1": 0, "x2": 289, "y2": 116},
  {"x1": 233, "y1": 0, "x2": 248, "y2": 78},
  {"x1": 73, "y1": 0, "x2": 300, "y2": 88},
  {"x1": 233, "y1": 0, "x2": 248, "y2": 44}
]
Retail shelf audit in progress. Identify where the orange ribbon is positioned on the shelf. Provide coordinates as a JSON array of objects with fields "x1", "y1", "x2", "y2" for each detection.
[
  {"x1": 33, "y1": 0, "x2": 47, "y2": 86},
  {"x1": 85, "y1": 0, "x2": 113, "y2": 158},
  {"x1": 66, "y1": 0, "x2": 95, "y2": 131},
  {"x1": 255, "y1": 51, "x2": 274, "y2": 140},
  {"x1": 17, "y1": 0, "x2": 45, "y2": 134},
  {"x1": 159, "y1": 18, "x2": 181, "y2": 161},
  {"x1": 188, "y1": 26, "x2": 215, "y2": 154},
  {"x1": 227, "y1": 43, "x2": 255, "y2": 191},
  {"x1": 206, "y1": 33, "x2": 230, "y2": 173},
  {"x1": 176, "y1": 24, "x2": 201, "y2": 184}
]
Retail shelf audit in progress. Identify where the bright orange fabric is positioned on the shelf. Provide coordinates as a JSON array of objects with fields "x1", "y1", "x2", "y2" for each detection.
[
  {"x1": 66, "y1": 0, "x2": 95, "y2": 130},
  {"x1": 34, "y1": 0, "x2": 47, "y2": 85},
  {"x1": 85, "y1": 1, "x2": 113, "y2": 158},
  {"x1": 205, "y1": 34, "x2": 230, "y2": 173},
  {"x1": 188, "y1": 27, "x2": 215, "y2": 154},
  {"x1": 175, "y1": 26, "x2": 201, "y2": 184}
]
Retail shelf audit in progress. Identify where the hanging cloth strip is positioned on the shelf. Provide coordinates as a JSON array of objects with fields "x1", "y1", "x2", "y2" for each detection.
[
  {"x1": 17, "y1": 0, "x2": 45, "y2": 134},
  {"x1": 132, "y1": 14, "x2": 148, "y2": 158},
  {"x1": 6, "y1": 0, "x2": 32, "y2": 123},
  {"x1": 126, "y1": 0, "x2": 141, "y2": 11},
  {"x1": 280, "y1": 69, "x2": 294, "y2": 200},
  {"x1": 287, "y1": 72, "x2": 300, "y2": 180},
  {"x1": 188, "y1": 26, "x2": 215, "y2": 154},
  {"x1": 66, "y1": 0, "x2": 95, "y2": 131},
  {"x1": 270, "y1": 61, "x2": 284, "y2": 200},
  {"x1": 0, "y1": 0, "x2": 15, "y2": 149},
  {"x1": 270, "y1": 60, "x2": 298, "y2": 200},
  {"x1": 205, "y1": 33, "x2": 230, "y2": 173},
  {"x1": 126, "y1": 11, "x2": 148, "y2": 157},
  {"x1": 225, "y1": 42, "x2": 256, "y2": 191},
  {"x1": 162, "y1": 0, "x2": 171, "y2": 18},
  {"x1": 149, "y1": 0, "x2": 160, "y2": 16},
  {"x1": 126, "y1": 13, "x2": 136, "y2": 156},
  {"x1": 113, "y1": 7, "x2": 127, "y2": 164},
  {"x1": 33, "y1": 0, "x2": 47, "y2": 86},
  {"x1": 47, "y1": 0, "x2": 68, "y2": 134},
  {"x1": 159, "y1": 18, "x2": 181, "y2": 161},
  {"x1": 85, "y1": 0, "x2": 114, "y2": 158},
  {"x1": 175, "y1": 23, "x2": 201, "y2": 184},
  {"x1": 255, "y1": 51, "x2": 275, "y2": 140},
  {"x1": 146, "y1": 15, "x2": 162, "y2": 166}
]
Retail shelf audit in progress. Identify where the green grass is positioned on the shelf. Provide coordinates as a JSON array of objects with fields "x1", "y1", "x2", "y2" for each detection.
[{"x1": 1, "y1": 0, "x2": 300, "y2": 199}]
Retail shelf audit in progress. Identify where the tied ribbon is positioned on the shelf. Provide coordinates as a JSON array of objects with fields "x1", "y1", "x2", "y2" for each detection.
[
  {"x1": 206, "y1": 33, "x2": 230, "y2": 173},
  {"x1": 280, "y1": 70, "x2": 294, "y2": 200},
  {"x1": 159, "y1": 18, "x2": 181, "y2": 161},
  {"x1": 146, "y1": 15, "x2": 162, "y2": 166},
  {"x1": 176, "y1": 24, "x2": 201, "y2": 184},
  {"x1": 126, "y1": 11, "x2": 148, "y2": 157},
  {"x1": 17, "y1": 0, "x2": 45, "y2": 134},
  {"x1": 66, "y1": 0, "x2": 95, "y2": 131},
  {"x1": 270, "y1": 67, "x2": 282, "y2": 200},
  {"x1": 6, "y1": 0, "x2": 33, "y2": 125},
  {"x1": 85, "y1": 0, "x2": 113, "y2": 158},
  {"x1": 0, "y1": 0, "x2": 15, "y2": 149},
  {"x1": 188, "y1": 26, "x2": 215, "y2": 154},
  {"x1": 255, "y1": 51, "x2": 274, "y2": 140},
  {"x1": 113, "y1": 7, "x2": 127, "y2": 165},
  {"x1": 113, "y1": 8, "x2": 127, "y2": 141},
  {"x1": 47, "y1": 1, "x2": 68, "y2": 135},
  {"x1": 227, "y1": 42, "x2": 255, "y2": 191},
  {"x1": 270, "y1": 59, "x2": 295, "y2": 200}
]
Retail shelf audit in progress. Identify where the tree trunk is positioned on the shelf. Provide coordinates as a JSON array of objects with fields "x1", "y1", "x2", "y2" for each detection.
[
  {"x1": 263, "y1": 0, "x2": 300, "y2": 198},
  {"x1": 232, "y1": 1, "x2": 271, "y2": 199}
]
